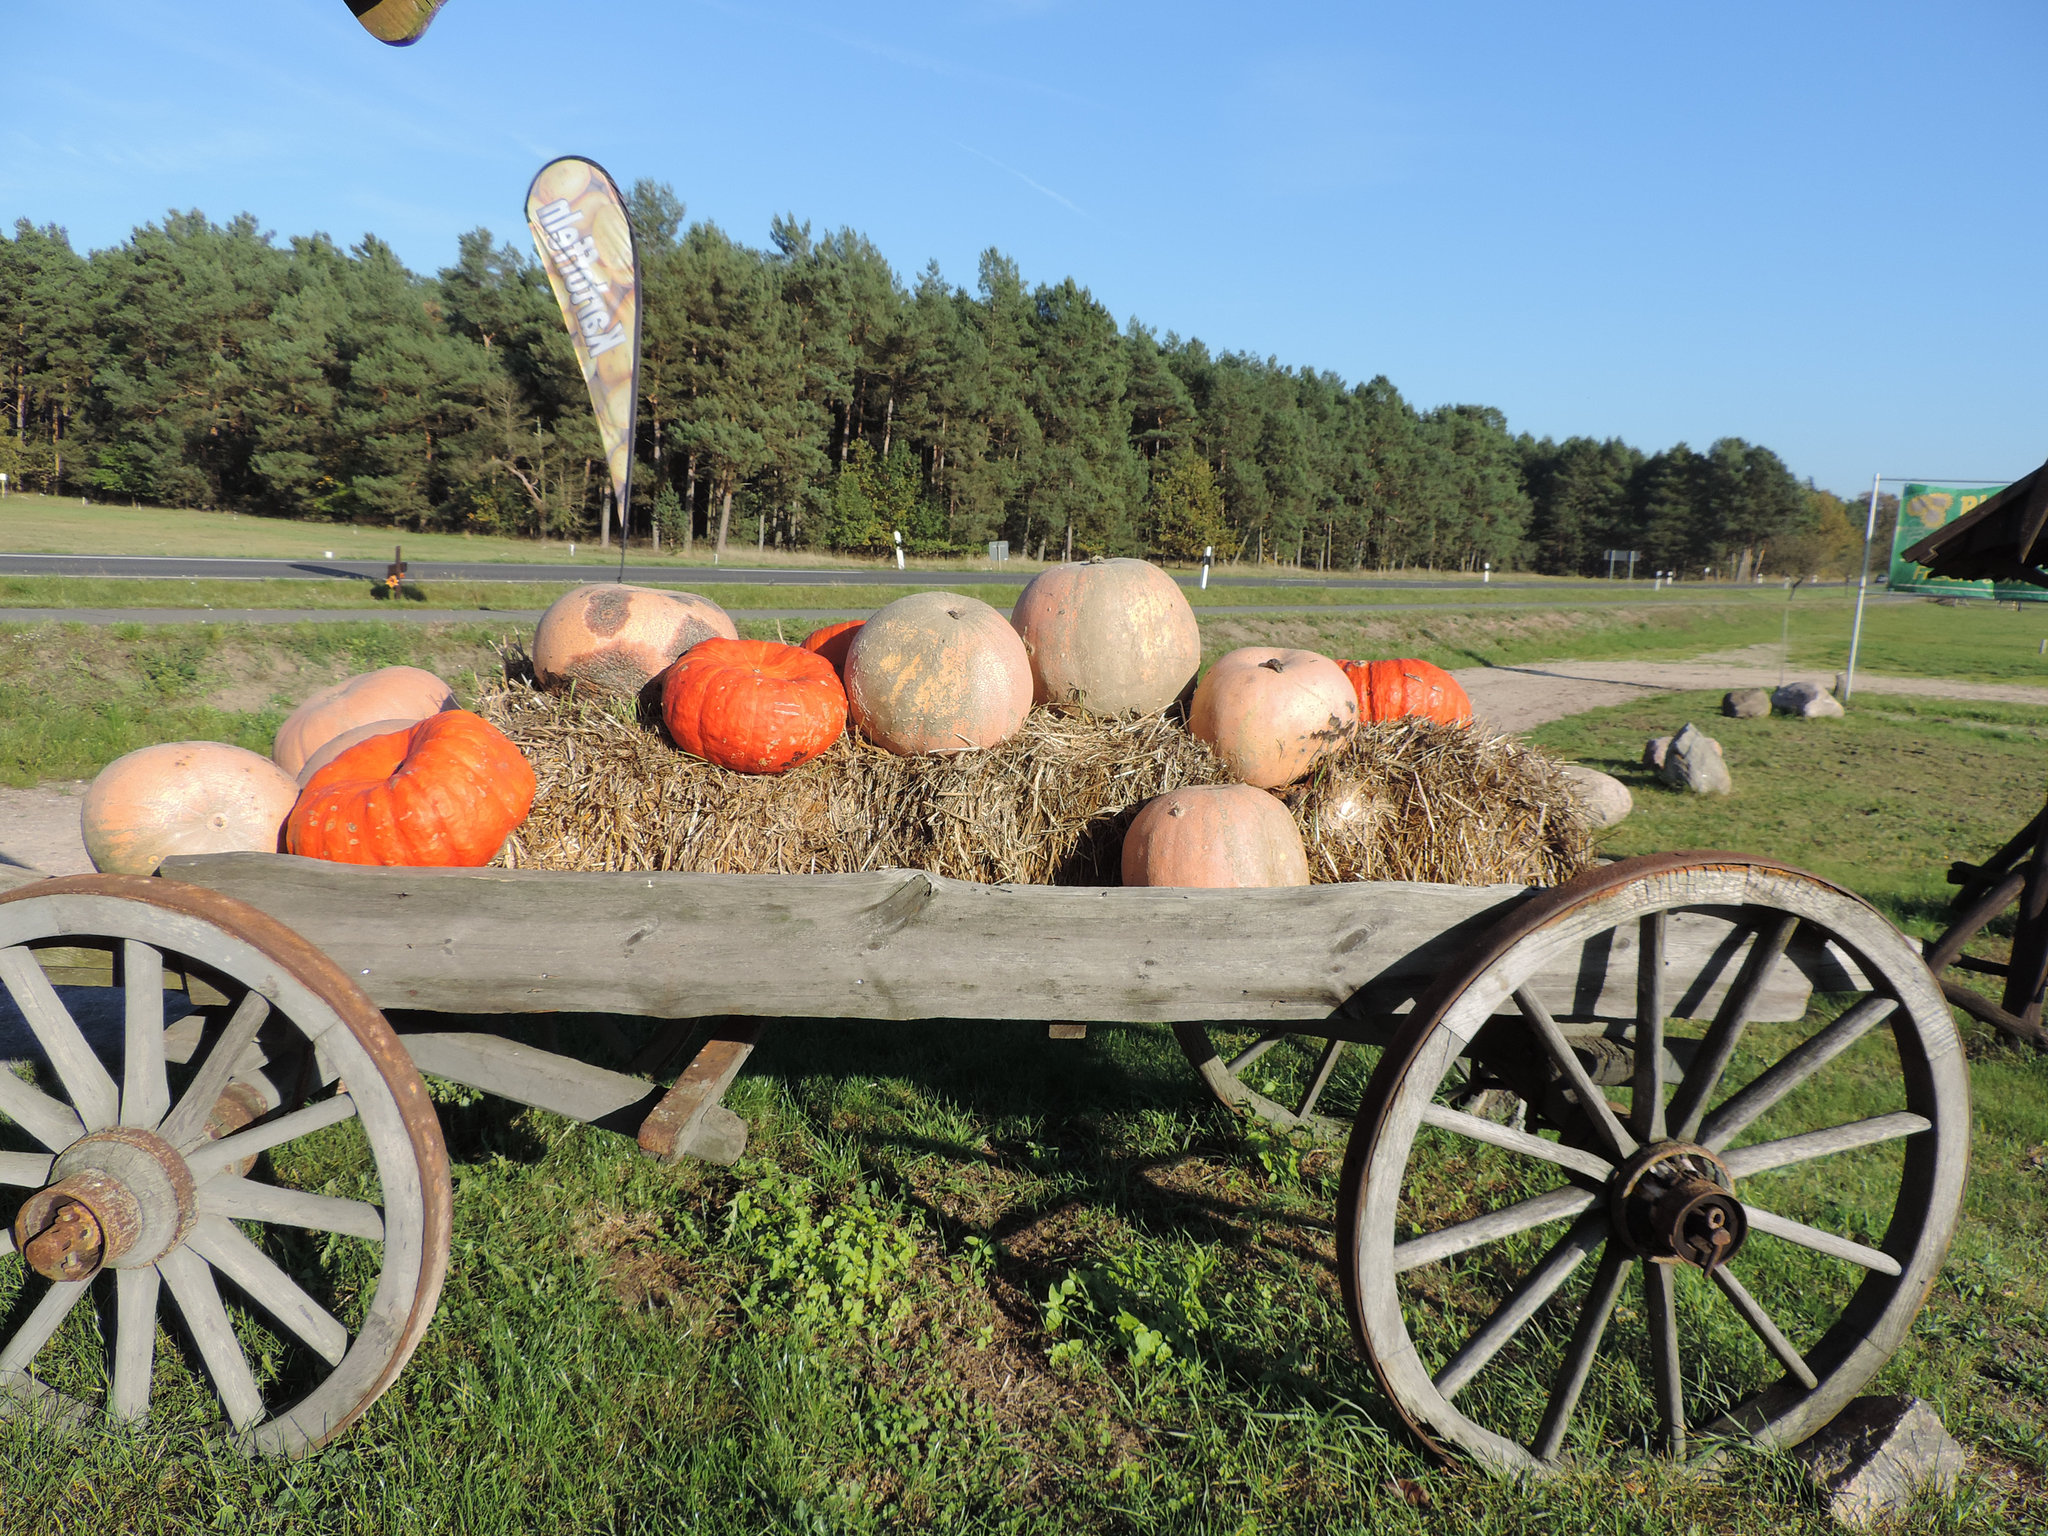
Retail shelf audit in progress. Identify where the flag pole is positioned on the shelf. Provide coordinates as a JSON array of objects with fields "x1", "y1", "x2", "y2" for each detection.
[{"x1": 1843, "y1": 471, "x2": 1882, "y2": 705}]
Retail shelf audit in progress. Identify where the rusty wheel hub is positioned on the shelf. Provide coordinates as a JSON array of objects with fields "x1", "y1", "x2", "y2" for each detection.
[
  {"x1": 1611, "y1": 1141, "x2": 1746, "y2": 1273},
  {"x1": 12, "y1": 1128, "x2": 197, "y2": 1283}
]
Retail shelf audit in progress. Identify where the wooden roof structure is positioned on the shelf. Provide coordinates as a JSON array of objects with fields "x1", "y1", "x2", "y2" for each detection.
[{"x1": 1900, "y1": 458, "x2": 2048, "y2": 588}]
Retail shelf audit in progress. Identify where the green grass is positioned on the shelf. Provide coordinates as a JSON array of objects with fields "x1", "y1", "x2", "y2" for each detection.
[{"x1": 2, "y1": 642, "x2": 2046, "y2": 1527}]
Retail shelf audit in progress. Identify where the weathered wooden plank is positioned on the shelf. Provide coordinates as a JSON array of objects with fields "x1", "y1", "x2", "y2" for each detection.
[
  {"x1": 403, "y1": 1031, "x2": 660, "y2": 1126},
  {"x1": 157, "y1": 854, "x2": 1820, "y2": 1027},
  {"x1": 637, "y1": 1022, "x2": 764, "y2": 1166}
]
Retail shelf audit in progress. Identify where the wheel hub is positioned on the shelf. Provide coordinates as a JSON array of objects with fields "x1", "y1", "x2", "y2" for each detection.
[
  {"x1": 13, "y1": 1128, "x2": 197, "y2": 1283},
  {"x1": 1611, "y1": 1141, "x2": 1746, "y2": 1273}
]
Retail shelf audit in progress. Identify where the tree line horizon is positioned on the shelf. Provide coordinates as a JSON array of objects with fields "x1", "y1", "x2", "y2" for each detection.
[{"x1": 0, "y1": 188, "x2": 1884, "y2": 577}]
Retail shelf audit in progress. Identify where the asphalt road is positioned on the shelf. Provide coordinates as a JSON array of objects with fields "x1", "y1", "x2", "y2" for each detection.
[
  {"x1": 0, "y1": 551, "x2": 1586, "y2": 590},
  {"x1": 0, "y1": 593, "x2": 1847, "y2": 627}
]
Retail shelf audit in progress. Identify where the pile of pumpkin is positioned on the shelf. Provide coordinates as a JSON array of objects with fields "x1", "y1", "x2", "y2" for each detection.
[{"x1": 77, "y1": 557, "x2": 1474, "y2": 891}]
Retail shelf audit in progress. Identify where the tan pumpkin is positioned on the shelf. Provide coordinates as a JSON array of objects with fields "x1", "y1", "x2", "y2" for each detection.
[
  {"x1": 532, "y1": 583, "x2": 737, "y2": 695},
  {"x1": 83, "y1": 742, "x2": 300, "y2": 875},
  {"x1": 1187, "y1": 647, "x2": 1357, "y2": 787},
  {"x1": 842, "y1": 591, "x2": 1032, "y2": 754},
  {"x1": 1121, "y1": 785, "x2": 1309, "y2": 888},
  {"x1": 272, "y1": 666, "x2": 454, "y2": 777},
  {"x1": 294, "y1": 718, "x2": 419, "y2": 787},
  {"x1": 1009, "y1": 557, "x2": 1201, "y2": 715}
]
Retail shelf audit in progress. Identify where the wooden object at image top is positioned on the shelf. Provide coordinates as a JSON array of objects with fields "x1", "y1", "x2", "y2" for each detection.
[{"x1": 153, "y1": 855, "x2": 1840, "y2": 1028}]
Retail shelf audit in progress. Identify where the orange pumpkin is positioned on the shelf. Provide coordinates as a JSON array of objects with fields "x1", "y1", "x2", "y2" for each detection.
[
  {"x1": 800, "y1": 620, "x2": 864, "y2": 679},
  {"x1": 272, "y1": 666, "x2": 454, "y2": 777},
  {"x1": 1009, "y1": 557, "x2": 1201, "y2": 715},
  {"x1": 1121, "y1": 785, "x2": 1309, "y2": 888},
  {"x1": 294, "y1": 718, "x2": 418, "y2": 787},
  {"x1": 83, "y1": 742, "x2": 301, "y2": 875},
  {"x1": 1187, "y1": 647, "x2": 1357, "y2": 788},
  {"x1": 285, "y1": 710, "x2": 536, "y2": 867},
  {"x1": 843, "y1": 592, "x2": 1032, "y2": 755},
  {"x1": 1340, "y1": 658, "x2": 1473, "y2": 725},
  {"x1": 660, "y1": 639, "x2": 847, "y2": 775},
  {"x1": 532, "y1": 583, "x2": 737, "y2": 696}
]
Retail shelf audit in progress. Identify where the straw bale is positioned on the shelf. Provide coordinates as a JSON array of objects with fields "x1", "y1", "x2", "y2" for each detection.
[{"x1": 475, "y1": 671, "x2": 1589, "y2": 889}]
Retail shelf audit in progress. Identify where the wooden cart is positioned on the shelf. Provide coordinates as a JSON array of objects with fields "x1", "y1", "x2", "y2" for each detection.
[{"x1": 0, "y1": 851, "x2": 1967, "y2": 1475}]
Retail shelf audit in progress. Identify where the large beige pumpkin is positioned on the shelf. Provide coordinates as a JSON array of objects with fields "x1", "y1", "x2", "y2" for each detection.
[
  {"x1": 1121, "y1": 785, "x2": 1309, "y2": 888},
  {"x1": 1010, "y1": 557, "x2": 1201, "y2": 715},
  {"x1": 843, "y1": 591, "x2": 1033, "y2": 754},
  {"x1": 1187, "y1": 647, "x2": 1357, "y2": 788},
  {"x1": 533, "y1": 583, "x2": 736, "y2": 695},
  {"x1": 272, "y1": 666, "x2": 454, "y2": 777},
  {"x1": 83, "y1": 742, "x2": 300, "y2": 875}
]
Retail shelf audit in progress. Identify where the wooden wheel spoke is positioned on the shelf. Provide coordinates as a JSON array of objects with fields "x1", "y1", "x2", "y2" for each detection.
[
  {"x1": 158, "y1": 1247, "x2": 266, "y2": 1431},
  {"x1": 1433, "y1": 1216, "x2": 1605, "y2": 1399},
  {"x1": 1710, "y1": 1266, "x2": 1818, "y2": 1390},
  {"x1": 159, "y1": 989, "x2": 271, "y2": 1152},
  {"x1": 1514, "y1": 987, "x2": 1638, "y2": 1162},
  {"x1": 1225, "y1": 1030, "x2": 1289, "y2": 1077},
  {"x1": 1296, "y1": 1037, "x2": 1347, "y2": 1121},
  {"x1": 1669, "y1": 913, "x2": 1799, "y2": 1141},
  {"x1": 1532, "y1": 1246, "x2": 1629, "y2": 1462},
  {"x1": 110, "y1": 1265, "x2": 161, "y2": 1422},
  {"x1": 1643, "y1": 1261, "x2": 1685, "y2": 1457},
  {"x1": 120, "y1": 940, "x2": 171, "y2": 1130},
  {"x1": 0, "y1": 1066, "x2": 83, "y2": 1154},
  {"x1": 1634, "y1": 912, "x2": 1668, "y2": 1141},
  {"x1": 1698, "y1": 996, "x2": 1896, "y2": 1151},
  {"x1": 184, "y1": 1094, "x2": 358, "y2": 1182},
  {"x1": 0, "y1": 947, "x2": 119, "y2": 1133},
  {"x1": 0, "y1": 1151, "x2": 54, "y2": 1188},
  {"x1": 1393, "y1": 1185, "x2": 1600, "y2": 1274},
  {"x1": 1740, "y1": 1204, "x2": 1901, "y2": 1276},
  {"x1": 187, "y1": 1216, "x2": 349, "y2": 1367},
  {"x1": 1420, "y1": 1101, "x2": 1614, "y2": 1182},
  {"x1": 1720, "y1": 1112, "x2": 1931, "y2": 1179},
  {"x1": 0, "y1": 1278, "x2": 91, "y2": 1377},
  {"x1": 198, "y1": 1174, "x2": 385, "y2": 1243}
]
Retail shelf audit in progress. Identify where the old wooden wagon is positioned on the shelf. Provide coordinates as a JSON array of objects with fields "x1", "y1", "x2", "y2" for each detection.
[{"x1": 0, "y1": 850, "x2": 1966, "y2": 1475}]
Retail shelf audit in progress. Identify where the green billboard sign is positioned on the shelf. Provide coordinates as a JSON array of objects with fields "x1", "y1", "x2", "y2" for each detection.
[{"x1": 1887, "y1": 482, "x2": 2048, "y2": 600}]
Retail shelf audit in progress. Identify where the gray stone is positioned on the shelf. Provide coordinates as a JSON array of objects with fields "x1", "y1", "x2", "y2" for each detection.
[
  {"x1": 1773, "y1": 680, "x2": 1846, "y2": 718},
  {"x1": 1559, "y1": 764, "x2": 1632, "y2": 828},
  {"x1": 1794, "y1": 1395, "x2": 1966, "y2": 1528},
  {"x1": 1723, "y1": 687, "x2": 1771, "y2": 719},
  {"x1": 1642, "y1": 736, "x2": 1672, "y2": 770},
  {"x1": 1658, "y1": 723, "x2": 1732, "y2": 795}
]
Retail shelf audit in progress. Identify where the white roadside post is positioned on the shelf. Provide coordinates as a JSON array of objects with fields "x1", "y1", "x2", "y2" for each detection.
[
  {"x1": 1201, "y1": 545, "x2": 1212, "y2": 590},
  {"x1": 1843, "y1": 471, "x2": 1882, "y2": 707},
  {"x1": 1482, "y1": 561, "x2": 1491, "y2": 584},
  {"x1": 893, "y1": 530, "x2": 904, "y2": 571}
]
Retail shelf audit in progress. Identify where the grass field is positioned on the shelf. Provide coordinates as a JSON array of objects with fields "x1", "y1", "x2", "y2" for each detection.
[
  {"x1": 2, "y1": 618, "x2": 2046, "y2": 1532},
  {"x1": 1, "y1": 690, "x2": 2044, "y2": 1532}
]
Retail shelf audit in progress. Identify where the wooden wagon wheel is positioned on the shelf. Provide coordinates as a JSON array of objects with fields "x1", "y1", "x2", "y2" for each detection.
[
  {"x1": 1338, "y1": 853, "x2": 1968, "y2": 1475},
  {"x1": 1171, "y1": 1023, "x2": 1381, "y2": 1139},
  {"x1": 0, "y1": 876, "x2": 450, "y2": 1457}
]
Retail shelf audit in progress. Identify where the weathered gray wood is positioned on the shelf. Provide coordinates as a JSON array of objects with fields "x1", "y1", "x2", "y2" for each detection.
[
  {"x1": 158, "y1": 855, "x2": 1822, "y2": 1027},
  {"x1": 1720, "y1": 1112, "x2": 1931, "y2": 1180},
  {"x1": 403, "y1": 1032, "x2": 656, "y2": 1126},
  {"x1": 1391, "y1": 1185, "x2": 1599, "y2": 1273}
]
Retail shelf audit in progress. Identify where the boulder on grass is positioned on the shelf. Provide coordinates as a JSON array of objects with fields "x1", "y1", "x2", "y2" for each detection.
[
  {"x1": 1642, "y1": 736, "x2": 1672, "y2": 770},
  {"x1": 1559, "y1": 765, "x2": 1632, "y2": 829},
  {"x1": 1658, "y1": 723, "x2": 1732, "y2": 795},
  {"x1": 1773, "y1": 680, "x2": 1845, "y2": 719},
  {"x1": 1793, "y1": 1395, "x2": 1966, "y2": 1529},
  {"x1": 1723, "y1": 687, "x2": 1771, "y2": 719}
]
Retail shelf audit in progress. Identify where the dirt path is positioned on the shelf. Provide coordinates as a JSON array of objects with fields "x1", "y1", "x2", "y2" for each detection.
[
  {"x1": 7, "y1": 646, "x2": 2048, "y2": 879},
  {"x1": 1455, "y1": 644, "x2": 2048, "y2": 732}
]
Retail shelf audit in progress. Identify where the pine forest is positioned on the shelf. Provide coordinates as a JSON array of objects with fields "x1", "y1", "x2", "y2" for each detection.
[{"x1": 0, "y1": 188, "x2": 1866, "y2": 577}]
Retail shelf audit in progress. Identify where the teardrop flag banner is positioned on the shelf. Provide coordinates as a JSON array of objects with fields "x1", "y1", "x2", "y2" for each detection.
[
  {"x1": 526, "y1": 157, "x2": 642, "y2": 555},
  {"x1": 347, "y1": 0, "x2": 448, "y2": 45}
]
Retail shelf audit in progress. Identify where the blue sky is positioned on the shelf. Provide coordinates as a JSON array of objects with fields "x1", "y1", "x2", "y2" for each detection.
[{"x1": 5, "y1": 0, "x2": 2044, "y2": 495}]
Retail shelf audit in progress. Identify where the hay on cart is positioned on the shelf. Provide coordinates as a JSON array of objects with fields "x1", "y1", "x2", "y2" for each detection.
[{"x1": 474, "y1": 674, "x2": 1589, "y2": 888}]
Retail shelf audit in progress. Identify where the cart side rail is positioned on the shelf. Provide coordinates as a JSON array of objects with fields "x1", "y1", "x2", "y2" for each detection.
[{"x1": 152, "y1": 855, "x2": 1842, "y2": 1027}]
